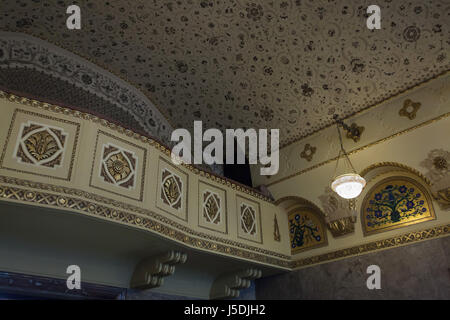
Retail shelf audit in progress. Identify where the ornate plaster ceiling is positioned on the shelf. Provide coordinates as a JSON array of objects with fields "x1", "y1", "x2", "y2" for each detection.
[{"x1": 1, "y1": 0, "x2": 449, "y2": 147}]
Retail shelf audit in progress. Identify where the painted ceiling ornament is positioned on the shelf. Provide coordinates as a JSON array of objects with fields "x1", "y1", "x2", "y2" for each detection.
[
  {"x1": 399, "y1": 99, "x2": 421, "y2": 120},
  {"x1": 420, "y1": 149, "x2": 450, "y2": 210},
  {"x1": 345, "y1": 123, "x2": 365, "y2": 143},
  {"x1": 319, "y1": 187, "x2": 356, "y2": 237},
  {"x1": 15, "y1": 122, "x2": 66, "y2": 168},
  {"x1": 100, "y1": 144, "x2": 136, "y2": 189},
  {"x1": 300, "y1": 143, "x2": 316, "y2": 162},
  {"x1": 403, "y1": 25, "x2": 421, "y2": 42},
  {"x1": 161, "y1": 169, "x2": 183, "y2": 210}
]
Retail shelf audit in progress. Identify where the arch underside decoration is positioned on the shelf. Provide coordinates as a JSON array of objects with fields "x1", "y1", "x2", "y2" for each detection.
[{"x1": 0, "y1": 31, "x2": 173, "y2": 146}]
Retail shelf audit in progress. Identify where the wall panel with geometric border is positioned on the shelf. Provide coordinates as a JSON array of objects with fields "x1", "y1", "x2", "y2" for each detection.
[
  {"x1": 198, "y1": 181, "x2": 227, "y2": 234},
  {"x1": 0, "y1": 108, "x2": 80, "y2": 181},
  {"x1": 156, "y1": 157, "x2": 188, "y2": 221},
  {"x1": 89, "y1": 130, "x2": 147, "y2": 201},
  {"x1": 361, "y1": 176, "x2": 436, "y2": 236},
  {"x1": 236, "y1": 195, "x2": 262, "y2": 244},
  {"x1": 288, "y1": 208, "x2": 328, "y2": 254}
]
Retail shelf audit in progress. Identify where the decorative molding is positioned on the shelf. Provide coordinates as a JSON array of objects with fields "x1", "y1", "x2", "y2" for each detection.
[
  {"x1": 198, "y1": 181, "x2": 228, "y2": 234},
  {"x1": 327, "y1": 216, "x2": 356, "y2": 238},
  {"x1": 0, "y1": 177, "x2": 291, "y2": 268},
  {"x1": 345, "y1": 123, "x2": 364, "y2": 143},
  {"x1": 89, "y1": 130, "x2": 147, "y2": 202},
  {"x1": 292, "y1": 224, "x2": 450, "y2": 269},
  {"x1": 420, "y1": 149, "x2": 449, "y2": 186},
  {"x1": 300, "y1": 143, "x2": 316, "y2": 162},
  {"x1": 0, "y1": 91, "x2": 273, "y2": 203},
  {"x1": 156, "y1": 157, "x2": 188, "y2": 221},
  {"x1": 236, "y1": 196, "x2": 263, "y2": 244},
  {"x1": 130, "y1": 251, "x2": 187, "y2": 290},
  {"x1": 14, "y1": 121, "x2": 67, "y2": 168},
  {"x1": 210, "y1": 268, "x2": 262, "y2": 300},
  {"x1": 0, "y1": 108, "x2": 80, "y2": 181},
  {"x1": 0, "y1": 177, "x2": 448, "y2": 271},
  {"x1": 100, "y1": 143, "x2": 137, "y2": 189},
  {"x1": 318, "y1": 187, "x2": 356, "y2": 237},
  {"x1": 399, "y1": 99, "x2": 421, "y2": 120},
  {"x1": 266, "y1": 112, "x2": 450, "y2": 187},
  {"x1": 360, "y1": 162, "x2": 432, "y2": 186}
]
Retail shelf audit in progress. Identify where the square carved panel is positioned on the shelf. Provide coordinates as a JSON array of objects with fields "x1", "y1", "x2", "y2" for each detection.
[
  {"x1": 236, "y1": 195, "x2": 262, "y2": 244},
  {"x1": 0, "y1": 108, "x2": 80, "y2": 181},
  {"x1": 156, "y1": 157, "x2": 188, "y2": 221},
  {"x1": 198, "y1": 181, "x2": 227, "y2": 234},
  {"x1": 89, "y1": 130, "x2": 147, "y2": 201}
]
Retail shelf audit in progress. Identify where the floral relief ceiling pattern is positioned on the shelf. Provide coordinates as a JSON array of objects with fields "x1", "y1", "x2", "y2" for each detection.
[{"x1": 1, "y1": 0, "x2": 449, "y2": 147}]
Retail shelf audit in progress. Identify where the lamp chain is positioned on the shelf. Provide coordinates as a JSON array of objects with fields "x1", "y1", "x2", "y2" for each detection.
[{"x1": 332, "y1": 123, "x2": 357, "y2": 180}]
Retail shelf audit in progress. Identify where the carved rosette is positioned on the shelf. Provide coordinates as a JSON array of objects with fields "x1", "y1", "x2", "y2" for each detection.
[
  {"x1": 399, "y1": 99, "x2": 421, "y2": 120},
  {"x1": 100, "y1": 143, "x2": 136, "y2": 189},
  {"x1": 300, "y1": 143, "x2": 316, "y2": 162},
  {"x1": 345, "y1": 123, "x2": 365, "y2": 143},
  {"x1": 420, "y1": 149, "x2": 450, "y2": 210},
  {"x1": 15, "y1": 122, "x2": 66, "y2": 168},
  {"x1": 161, "y1": 169, "x2": 183, "y2": 210}
]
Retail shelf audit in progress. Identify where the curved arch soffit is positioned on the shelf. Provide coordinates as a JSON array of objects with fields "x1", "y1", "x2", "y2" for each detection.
[
  {"x1": 0, "y1": 31, "x2": 173, "y2": 144},
  {"x1": 360, "y1": 162, "x2": 431, "y2": 187},
  {"x1": 275, "y1": 195, "x2": 326, "y2": 222}
]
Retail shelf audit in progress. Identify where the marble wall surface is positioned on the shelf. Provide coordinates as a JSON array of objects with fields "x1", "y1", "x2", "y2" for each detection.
[{"x1": 256, "y1": 237, "x2": 450, "y2": 300}]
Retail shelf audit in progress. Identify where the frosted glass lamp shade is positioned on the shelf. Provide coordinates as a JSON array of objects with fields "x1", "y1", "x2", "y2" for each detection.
[{"x1": 331, "y1": 173, "x2": 366, "y2": 199}]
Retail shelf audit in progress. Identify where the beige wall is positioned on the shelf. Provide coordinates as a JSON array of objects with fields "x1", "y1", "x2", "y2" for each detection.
[{"x1": 252, "y1": 74, "x2": 450, "y2": 267}]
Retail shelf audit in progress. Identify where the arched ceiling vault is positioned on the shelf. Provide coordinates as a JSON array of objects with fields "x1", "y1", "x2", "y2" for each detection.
[{"x1": 1, "y1": 0, "x2": 449, "y2": 147}]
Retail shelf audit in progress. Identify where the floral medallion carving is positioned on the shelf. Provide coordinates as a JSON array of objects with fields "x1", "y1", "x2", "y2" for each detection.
[
  {"x1": 361, "y1": 177, "x2": 435, "y2": 235},
  {"x1": 15, "y1": 121, "x2": 66, "y2": 168},
  {"x1": 240, "y1": 203, "x2": 256, "y2": 235},
  {"x1": 420, "y1": 149, "x2": 450, "y2": 185},
  {"x1": 100, "y1": 143, "x2": 136, "y2": 189},
  {"x1": 399, "y1": 99, "x2": 421, "y2": 120},
  {"x1": 161, "y1": 169, "x2": 183, "y2": 210},
  {"x1": 420, "y1": 149, "x2": 450, "y2": 210},
  {"x1": 203, "y1": 190, "x2": 221, "y2": 225},
  {"x1": 345, "y1": 123, "x2": 365, "y2": 143},
  {"x1": 300, "y1": 143, "x2": 316, "y2": 162}
]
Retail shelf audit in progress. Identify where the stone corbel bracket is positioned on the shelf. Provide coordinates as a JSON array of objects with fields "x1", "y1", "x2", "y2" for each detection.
[
  {"x1": 210, "y1": 268, "x2": 262, "y2": 300},
  {"x1": 319, "y1": 188, "x2": 357, "y2": 237},
  {"x1": 130, "y1": 250, "x2": 187, "y2": 290}
]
